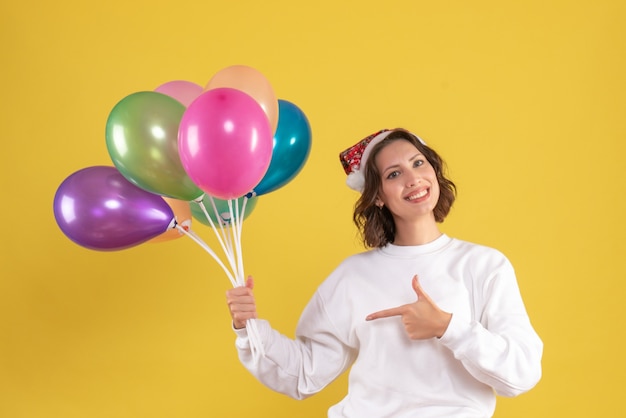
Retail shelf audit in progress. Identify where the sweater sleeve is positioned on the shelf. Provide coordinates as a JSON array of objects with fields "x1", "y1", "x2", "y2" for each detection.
[
  {"x1": 233, "y1": 292, "x2": 357, "y2": 400},
  {"x1": 438, "y1": 259, "x2": 543, "y2": 397}
]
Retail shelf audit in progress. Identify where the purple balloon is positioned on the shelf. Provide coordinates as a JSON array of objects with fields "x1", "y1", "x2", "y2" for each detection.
[{"x1": 53, "y1": 166, "x2": 175, "y2": 251}]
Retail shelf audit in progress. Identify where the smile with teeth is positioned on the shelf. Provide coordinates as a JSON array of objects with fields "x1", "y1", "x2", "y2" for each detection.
[{"x1": 406, "y1": 189, "x2": 428, "y2": 201}]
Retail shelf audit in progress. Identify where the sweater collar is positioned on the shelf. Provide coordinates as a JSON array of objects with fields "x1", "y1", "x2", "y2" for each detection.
[{"x1": 378, "y1": 234, "x2": 452, "y2": 258}]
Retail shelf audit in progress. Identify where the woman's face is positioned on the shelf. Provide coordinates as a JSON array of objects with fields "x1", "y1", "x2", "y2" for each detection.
[{"x1": 374, "y1": 139, "x2": 440, "y2": 223}]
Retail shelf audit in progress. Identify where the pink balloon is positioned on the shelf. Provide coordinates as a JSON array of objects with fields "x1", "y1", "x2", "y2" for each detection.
[
  {"x1": 155, "y1": 80, "x2": 203, "y2": 107},
  {"x1": 178, "y1": 88, "x2": 273, "y2": 199}
]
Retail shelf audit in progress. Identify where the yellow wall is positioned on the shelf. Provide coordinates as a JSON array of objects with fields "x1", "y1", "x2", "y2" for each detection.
[{"x1": 2, "y1": 0, "x2": 625, "y2": 416}]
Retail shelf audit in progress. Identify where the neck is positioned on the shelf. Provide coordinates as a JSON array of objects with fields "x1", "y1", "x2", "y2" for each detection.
[{"x1": 392, "y1": 217, "x2": 442, "y2": 246}]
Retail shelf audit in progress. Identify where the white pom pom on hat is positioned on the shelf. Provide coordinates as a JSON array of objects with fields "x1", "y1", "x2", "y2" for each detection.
[{"x1": 339, "y1": 128, "x2": 426, "y2": 192}]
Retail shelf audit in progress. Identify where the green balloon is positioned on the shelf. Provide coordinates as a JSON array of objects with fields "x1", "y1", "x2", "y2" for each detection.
[
  {"x1": 190, "y1": 196, "x2": 258, "y2": 227},
  {"x1": 105, "y1": 91, "x2": 203, "y2": 201}
]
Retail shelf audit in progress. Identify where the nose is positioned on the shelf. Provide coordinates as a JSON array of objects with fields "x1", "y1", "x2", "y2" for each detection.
[{"x1": 406, "y1": 174, "x2": 420, "y2": 188}]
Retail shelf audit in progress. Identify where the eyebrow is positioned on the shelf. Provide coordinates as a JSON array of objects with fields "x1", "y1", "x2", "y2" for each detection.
[{"x1": 382, "y1": 153, "x2": 423, "y2": 174}]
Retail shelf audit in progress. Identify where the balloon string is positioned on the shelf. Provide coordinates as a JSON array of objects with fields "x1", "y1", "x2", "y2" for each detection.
[
  {"x1": 197, "y1": 199, "x2": 238, "y2": 275},
  {"x1": 237, "y1": 197, "x2": 249, "y2": 279},
  {"x1": 208, "y1": 197, "x2": 240, "y2": 276},
  {"x1": 228, "y1": 199, "x2": 245, "y2": 285},
  {"x1": 227, "y1": 197, "x2": 264, "y2": 360},
  {"x1": 175, "y1": 225, "x2": 237, "y2": 288},
  {"x1": 188, "y1": 198, "x2": 265, "y2": 361},
  {"x1": 207, "y1": 196, "x2": 233, "y2": 255},
  {"x1": 205, "y1": 197, "x2": 236, "y2": 269}
]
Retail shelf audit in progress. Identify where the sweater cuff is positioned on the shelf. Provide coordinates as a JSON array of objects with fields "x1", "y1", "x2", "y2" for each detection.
[
  {"x1": 233, "y1": 324, "x2": 250, "y2": 349},
  {"x1": 438, "y1": 312, "x2": 471, "y2": 350},
  {"x1": 233, "y1": 319, "x2": 271, "y2": 350}
]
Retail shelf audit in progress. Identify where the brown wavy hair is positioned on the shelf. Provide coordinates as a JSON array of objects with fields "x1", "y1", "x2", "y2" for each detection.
[{"x1": 353, "y1": 128, "x2": 457, "y2": 248}]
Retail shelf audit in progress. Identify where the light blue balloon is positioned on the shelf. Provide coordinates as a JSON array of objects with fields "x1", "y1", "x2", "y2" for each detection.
[{"x1": 252, "y1": 99, "x2": 312, "y2": 196}]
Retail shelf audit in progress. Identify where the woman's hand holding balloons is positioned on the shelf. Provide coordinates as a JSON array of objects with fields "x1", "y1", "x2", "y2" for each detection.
[{"x1": 226, "y1": 276, "x2": 258, "y2": 329}]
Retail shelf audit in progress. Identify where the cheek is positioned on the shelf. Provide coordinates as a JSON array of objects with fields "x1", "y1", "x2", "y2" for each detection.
[
  {"x1": 378, "y1": 183, "x2": 392, "y2": 201},
  {"x1": 430, "y1": 180, "x2": 441, "y2": 203}
]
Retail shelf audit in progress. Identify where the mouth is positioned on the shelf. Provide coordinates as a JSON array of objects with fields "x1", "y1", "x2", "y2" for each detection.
[{"x1": 405, "y1": 189, "x2": 428, "y2": 201}]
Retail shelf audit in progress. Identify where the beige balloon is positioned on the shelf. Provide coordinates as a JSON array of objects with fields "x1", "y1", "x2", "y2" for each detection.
[{"x1": 205, "y1": 65, "x2": 279, "y2": 134}]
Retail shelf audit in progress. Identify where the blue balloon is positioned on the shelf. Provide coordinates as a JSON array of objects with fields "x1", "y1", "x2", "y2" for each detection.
[{"x1": 252, "y1": 99, "x2": 312, "y2": 196}]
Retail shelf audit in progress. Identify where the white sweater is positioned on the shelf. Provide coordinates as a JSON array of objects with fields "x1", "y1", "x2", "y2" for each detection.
[{"x1": 234, "y1": 234, "x2": 543, "y2": 417}]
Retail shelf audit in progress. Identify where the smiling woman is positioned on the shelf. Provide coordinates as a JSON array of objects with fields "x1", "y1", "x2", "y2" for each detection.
[
  {"x1": 3, "y1": 0, "x2": 624, "y2": 416},
  {"x1": 353, "y1": 129, "x2": 457, "y2": 247},
  {"x1": 224, "y1": 127, "x2": 543, "y2": 417}
]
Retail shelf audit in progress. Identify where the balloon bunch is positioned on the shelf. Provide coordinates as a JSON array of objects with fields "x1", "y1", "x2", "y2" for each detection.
[{"x1": 53, "y1": 65, "x2": 312, "y2": 361}]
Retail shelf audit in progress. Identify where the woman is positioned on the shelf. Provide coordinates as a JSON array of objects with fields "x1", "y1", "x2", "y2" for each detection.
[{"x1": 226, "y1": 128, "x2": 543, "y2": 417}]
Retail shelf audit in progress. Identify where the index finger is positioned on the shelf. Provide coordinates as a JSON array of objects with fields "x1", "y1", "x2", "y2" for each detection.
[{"x1": 366, "y1": 306, "x2": 404, "y2": 321}]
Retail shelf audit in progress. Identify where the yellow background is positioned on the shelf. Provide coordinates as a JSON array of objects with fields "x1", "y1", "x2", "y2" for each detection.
[{"x1": 2, "y1": 0, "x2": 625, "y2": 417}]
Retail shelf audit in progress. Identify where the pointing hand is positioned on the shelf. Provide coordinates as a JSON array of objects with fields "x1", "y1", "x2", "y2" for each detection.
[{"x1": 366, "y1": 275, "x2": 452, "y2": 339}]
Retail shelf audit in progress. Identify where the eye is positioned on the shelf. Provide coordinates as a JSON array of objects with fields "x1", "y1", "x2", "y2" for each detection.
[
  {"x1": 386, "y1": 170, "x2": 400, "y2": 180},
  {"x1": 413, "y1": 159, "x2": 424, "y2": 168}
]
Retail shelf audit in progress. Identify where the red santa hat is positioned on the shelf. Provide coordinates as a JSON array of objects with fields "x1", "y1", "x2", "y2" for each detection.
[{"x1": 339, "y1": 128, "x2": 425, "y2": 192}]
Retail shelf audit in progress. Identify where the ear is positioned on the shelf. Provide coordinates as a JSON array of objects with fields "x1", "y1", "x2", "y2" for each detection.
[{"x1": 375, "y1": 197, "x2": 384, "y2": 208}]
